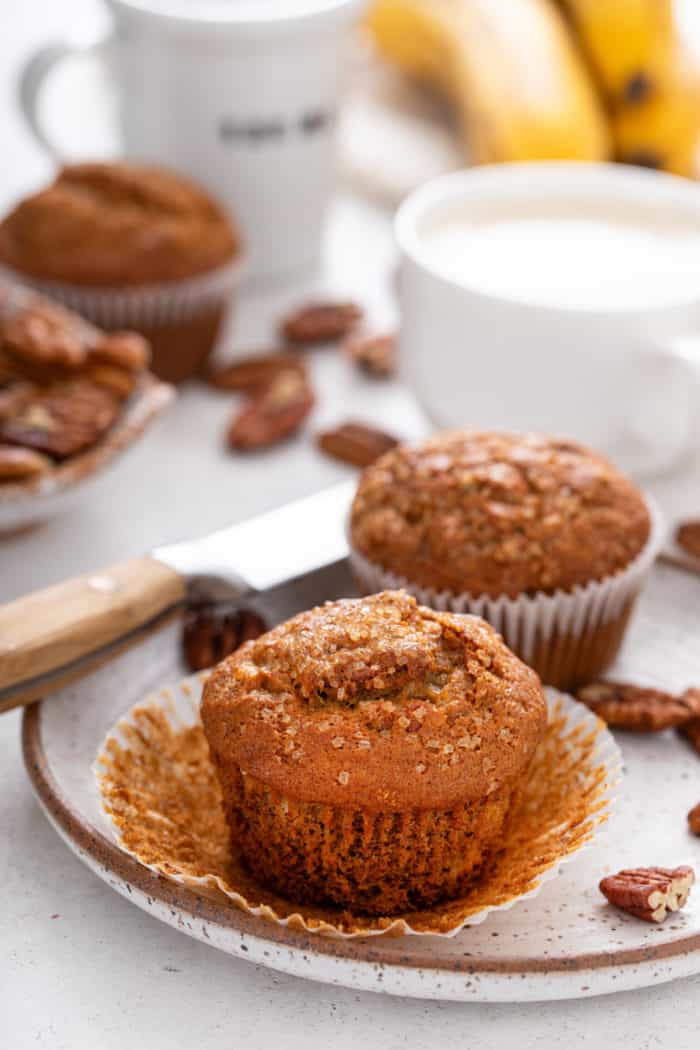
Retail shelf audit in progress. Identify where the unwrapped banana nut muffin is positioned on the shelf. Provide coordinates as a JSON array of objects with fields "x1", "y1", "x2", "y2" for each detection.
[{"x1": 201, "y1": 590, "x2": 546, "y2": 915}]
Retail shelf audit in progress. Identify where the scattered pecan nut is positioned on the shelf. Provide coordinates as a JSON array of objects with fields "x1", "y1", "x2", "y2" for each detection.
[
  {"x1": 688, "y1": 803, "x2": 700, "y2": 836},
  {"x1": 183, "y1": 605, "x2": 267, "y2": 671},
  {"x1": 682, "y1": 719, "x2": 700, "y2": 754},
  {"x1": 344, "y1": 332, "x2": 396, "y2": 377},
  {"x1": 599, "y1": 866, "x2": 695, "y2": 923},
  {"x1": 317, "y1": 421, "x2": 399, "y2": 468},
  {"x1": 0, "y1": 380, "x2": 120, "y2": 459},
  {"x1": 227, "y1": 370, "x2": 314, "y2": 451},
  {"x1": 675, "y1": 520, "x2": 700, "y2": 561},
  {"x1": 0, "y1": 444, "x2": 51, "y2": 482},
  {"x1": 207, "y1": 350, "x2": 306, "y2": 392},
  {"x1": 679, "y1": 692, "x2": 700, "y2": 754},
  {"x1": 89, "y1": 331, "x2": 151, "y2": 372},
  {"x1": 280, "y1": 301, "x2": 363, "y2": 346},
  {"x1": 576, "y1": 680, "x2": 700, "y2": 732}
]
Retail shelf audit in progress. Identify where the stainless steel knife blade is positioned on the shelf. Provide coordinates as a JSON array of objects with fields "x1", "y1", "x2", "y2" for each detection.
[
  {"x1": 153, "y1": 479, "x2": 355, "y2": 594},
  {"x1": 0, "y1": 480, "x2": 356, "y2": 712}
]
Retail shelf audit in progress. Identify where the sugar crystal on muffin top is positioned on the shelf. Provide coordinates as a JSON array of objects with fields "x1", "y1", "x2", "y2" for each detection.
[{"x1": 201, "y1": 590, "x2": 546, "y2": 812}]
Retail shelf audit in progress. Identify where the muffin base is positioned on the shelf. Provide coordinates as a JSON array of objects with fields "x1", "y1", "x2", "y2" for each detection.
[
  {"x1": 111, "y1": 304, "x2": 227, "y2": 384},
  {"x1": 526, "y1": 596, "x2": 636, "y2": 690},
  {"x1": 215, "y1": 762, "x2": 518, "y2": 915}
]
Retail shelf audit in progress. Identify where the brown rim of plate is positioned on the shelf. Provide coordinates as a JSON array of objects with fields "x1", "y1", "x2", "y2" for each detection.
[
  {"x1": 21, "y1": 700, "x2": 700, "y2": 974},
  {"x1": 0, "y1": 372, "x2": 174, "y2": 505}
]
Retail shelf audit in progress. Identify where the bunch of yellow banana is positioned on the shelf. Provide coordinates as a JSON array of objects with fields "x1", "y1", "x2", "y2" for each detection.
[
  {"x1": 366, "y1": 0, "x2": 700, "y2": 179},
  {"x1": 558, "y1": 0, "x2": 700, "y2": 177},
  {"x1": 365, "y1": 0, "x2": 610, "y2": 163}
]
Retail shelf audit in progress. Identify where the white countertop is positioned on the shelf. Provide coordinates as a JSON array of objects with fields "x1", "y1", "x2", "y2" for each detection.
[{"x1": 2, "y1": 3, "x2": 700, "y2": 1047}]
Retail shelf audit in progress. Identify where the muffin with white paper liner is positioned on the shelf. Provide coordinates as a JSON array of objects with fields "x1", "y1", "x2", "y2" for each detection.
[
  {"x1": 0, "y1": 163, "x2": 242, "y2": 384},
  {"x1": 349, "y1": 430, "x2": 664, "y2": 691},
  {"x1": 95, "y1": 633, "x2": 620, "y2": 939}
]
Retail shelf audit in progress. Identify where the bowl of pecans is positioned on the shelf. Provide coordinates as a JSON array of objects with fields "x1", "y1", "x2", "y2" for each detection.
[{"x1": 0, "y1": 283, "x2": 174, "y2": 533}]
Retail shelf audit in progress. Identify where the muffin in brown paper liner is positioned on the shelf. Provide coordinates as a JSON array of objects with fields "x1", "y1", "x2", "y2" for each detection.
[
  {"x1": 95, "y1": 675, "x2": 620, "y2": 939},
  {"x1": 348, "y1": 431, "x2": 665, "y2": 691},
  {"x1": 218, "y1": 770, "x2": 518, "y2": 915},
  {"x1": 0, "y1": 163, "x2": 242, "y2": 383},
  {"x1": 201, "y1": 592, "x2": 547, "y2": 915}
]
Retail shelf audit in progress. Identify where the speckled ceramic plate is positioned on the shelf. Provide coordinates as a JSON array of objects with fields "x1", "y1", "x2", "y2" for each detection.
[{"x1": 22, "y1": 561, "x2": 700, "y2": 1002}]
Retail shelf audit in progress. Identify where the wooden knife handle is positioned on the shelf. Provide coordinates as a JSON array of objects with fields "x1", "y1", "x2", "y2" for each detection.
[{"x1": 0, "y1": 557, "x2": 185, "y2": 711}]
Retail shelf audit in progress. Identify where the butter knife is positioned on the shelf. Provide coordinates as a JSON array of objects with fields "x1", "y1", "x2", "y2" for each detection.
[{"x1": 0, "y1": 480, "x2": 354, "y2": 712}]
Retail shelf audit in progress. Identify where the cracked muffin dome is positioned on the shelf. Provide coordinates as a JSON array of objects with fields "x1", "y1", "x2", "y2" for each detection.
[
  {"x1": 0, "y1": 162, "x2": 240, "y2": 286},
  {"x1": 0, "y1": 163, "x2": 242, "y2": 384},
  {"x1": 349, "y1": 430, "x2": 651, "y2": 599},
  {"x1": 201, "y1": 590, "x2": 546, "y2": 914}
]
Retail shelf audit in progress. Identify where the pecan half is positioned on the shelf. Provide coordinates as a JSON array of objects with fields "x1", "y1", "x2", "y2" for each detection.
[
  {"x1": 89, "y1": 331, "x2": 151, "y2": 372},
  {"x1": 679, "y1": 691, "x2": 700, "y2": 753},
  {"x1": 227, "y1": 370, "x2": 314, "y2": 451},
  {"x1": 344, "y1": 332, "x2": 396, "y2": 377},
  {"x1": 676, "y1": 520, "x2": 700, "y2": 560},
  {"x1": 682, "y1": 719, "x2": 700, "y2": 753},
  {"x1": 2, "y1": 303, "x2": 88, "y2": 380},
  {"x1": 280, "y1": 301, "x2": 363, "y2": 346},
  {"x1": 85, "y1": 363, "x2": 137, "y2": 400},
  {"x1": 183, "y1": 605, "x2": 267, "y2": 671},
  {"x1": 0, "y1": 444, "x2": 51, "y2": 482},
  {"x1": 0, "y1": 380, "x2": 120, "y2": 459},
  {"x1": 0, "y1": 381, "x2": 38, "y2": 422},
  {"x1": 599, "y1": 866, "x2": 695, "y2": 923},
  {"x1": 688, "y1": 803, "x2": 700, "y2": 836},
  {"x1": 576, "y1": 680, "x2": 700, "y2": 731},
  {"x1": 317, "y1": 421, "x2": 399, "y2": 467},
  {"x1": 208, "y1": 351, "x2": 305, "y2": 392}
]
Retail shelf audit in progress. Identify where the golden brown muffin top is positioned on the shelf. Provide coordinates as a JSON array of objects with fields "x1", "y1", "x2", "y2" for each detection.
[
  {"x1": 0, "y1": 163, "x2": 240, "y2": 286},
  {"x1": 201, "y1": 591, "x2": 546, "y2": 811},
  {"x1": 350, "y1": 431, "x2": 651, "y2": 598}
]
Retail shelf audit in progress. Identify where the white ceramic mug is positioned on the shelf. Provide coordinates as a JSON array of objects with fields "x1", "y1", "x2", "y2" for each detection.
[
  {"x1": 396, "y1": 163, "x2": 700, "y2": 478},
  {"x1": 19, "y1": 0, "x2": 362, "y2": 282}
]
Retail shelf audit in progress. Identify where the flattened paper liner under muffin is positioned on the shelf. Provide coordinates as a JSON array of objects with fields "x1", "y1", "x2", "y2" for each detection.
[
  {"x1": 94, "y1": 674, "x2": 620, "y2": 939},
  {"x1": 0, "y1": 259, "x2": 243, "y2": 327},
  {"x1": 349, "y1": 495, "x2": 665, "y2": 690}
]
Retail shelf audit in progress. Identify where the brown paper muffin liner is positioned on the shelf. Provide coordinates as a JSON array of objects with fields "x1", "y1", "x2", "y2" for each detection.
[
  {"x1": 218, "y1": 766, "x2": 520, "y2": 915},
  {"x1": 95, "y1": 674, "x2": 620, "y2": 939},
  {"x1": 349, "y1": 496, "x2": 665, "y2": 691},
  {"x1": 0, "y1": 259, "x2": 242, "y2": 383}
]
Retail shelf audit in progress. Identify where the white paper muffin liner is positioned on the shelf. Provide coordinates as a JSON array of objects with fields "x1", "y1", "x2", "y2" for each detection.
[
  {"x1": 94, "y1": 674, "x2": 620, "y2": 940},
  {"x1": 349, "y1": 495, "x2": 665, "y2": 673},
  {"x1": 0, "y1": 257, "x2": 243, "y2": 327}
]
